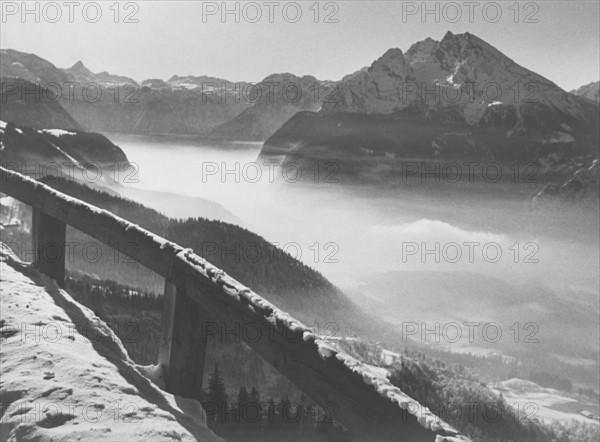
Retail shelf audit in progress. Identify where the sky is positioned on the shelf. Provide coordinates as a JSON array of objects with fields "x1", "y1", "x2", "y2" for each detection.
[{"x1": 1, "y1": 1, "x2": 599, "y2": 90}]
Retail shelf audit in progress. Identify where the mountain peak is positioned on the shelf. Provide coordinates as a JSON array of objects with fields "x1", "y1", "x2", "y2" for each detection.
[
  {"x1": 69, "y1": 60, "x2": 93, "y2": 74},
  {"x1": 381, "y1": 47, "x2": 404, "y2": 59},
  {"x1": 406, "y1": 37, "x2": 440, "y2": 64},
  {"x1": 370, "y1": 48, "x2": 406, "y2": 74},
  {"x1": 442, "y1": 30, "x2": 455, "y2": 40}
]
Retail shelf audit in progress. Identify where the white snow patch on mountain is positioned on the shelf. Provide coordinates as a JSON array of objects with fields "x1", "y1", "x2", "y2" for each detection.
[{"x1": 42, "y1": 128, "x2": 76, "y2": 137}]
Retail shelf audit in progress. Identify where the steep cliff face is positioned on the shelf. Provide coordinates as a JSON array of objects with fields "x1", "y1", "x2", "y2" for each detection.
[
  {"x1": 324, "y1": 49, "x2": 413, "y2": 115},
  {"x1": 0, "y1": 244, "x2": 222, "y2": 442}
]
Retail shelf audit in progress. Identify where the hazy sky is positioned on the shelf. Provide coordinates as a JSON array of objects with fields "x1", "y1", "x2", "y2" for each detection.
[{"x1": 1, "y1": 1, "x2": 598, "y2": 90}]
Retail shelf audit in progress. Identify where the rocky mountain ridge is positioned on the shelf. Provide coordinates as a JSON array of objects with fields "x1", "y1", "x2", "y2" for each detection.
[
  {"x1": 261, "y1": 31, "x2": 599, "y2": 179},
  {"x1": 1, "y1": 36, "x2": 597, "y2": 146},
  {"x1": 571, "y1": 81, "x2": 600, "y2": 104}
]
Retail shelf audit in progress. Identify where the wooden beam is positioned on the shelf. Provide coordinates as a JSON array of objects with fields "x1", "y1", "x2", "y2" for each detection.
[
  {"x1": 158, "y1": 280, "x2": 177, "y2": 377},
  {"x1": 178, "y1": 276, "x2": 434, "y2": 440},
  {"x1": 31, "y1": 208, "x2": 66, "y2": 288}
]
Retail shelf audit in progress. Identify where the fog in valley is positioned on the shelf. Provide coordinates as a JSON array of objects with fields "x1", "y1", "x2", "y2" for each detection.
[{"x1": 111, "y1": 134, "x2": 600, "y2": 363}]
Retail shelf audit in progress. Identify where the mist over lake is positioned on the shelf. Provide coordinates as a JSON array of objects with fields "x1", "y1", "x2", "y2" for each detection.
[{"x1": 113, "y1": 134, "x2": 599, "y2": 299}]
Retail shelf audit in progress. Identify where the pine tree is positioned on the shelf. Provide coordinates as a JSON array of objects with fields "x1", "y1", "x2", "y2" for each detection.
[
  {"x1": 247, "y1": 387, "x2": 262, "y2": 424},
  {"x1": 249, "y1": 387, "x2": 261, "y2": 406},
  {"x1": 266, "y1": 398, "x2": 276, "y2": 425},
  {"x1": 206, "y1": 364, "x2": 228, "y2": 425},
  {"x1": 237, "y1": 386, "x2": 250, "y2": 424},
  {"x1": 277, "y1": 396, "x2": 292, "y2": 425}
]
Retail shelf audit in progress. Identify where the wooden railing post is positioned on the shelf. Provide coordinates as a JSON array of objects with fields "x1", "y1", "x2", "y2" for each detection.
[
  {"x1": 31, "y1": 208, "x2": 66, "y2": 288},
  {"x1": 159, "y1": 280, "x2": 209, "y2": 402}
]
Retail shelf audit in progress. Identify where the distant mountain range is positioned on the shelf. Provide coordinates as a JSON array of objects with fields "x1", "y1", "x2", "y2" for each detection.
[
  {"x1": 0, "y1": 48, "x2": 321, "y2": 139},
  {"x1": 1, "y1": 33, "x2": 598, "y2": 170}
]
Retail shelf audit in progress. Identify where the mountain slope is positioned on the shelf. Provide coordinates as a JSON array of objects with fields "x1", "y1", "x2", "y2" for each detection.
[
  {"x1": 32, "y1": 177, "x2": 387, "y2": 342},
  {"x1": 208, "y1": 73, "x2": 325, "y2": 140},
  {"x1": 0, "y1": 119, "x2": 128, "y2": 167},
  {"x1": 0, "y1": 78, "x2": 82, "y2": 130},
  {"x1": 0, "y1": 48, "x2": 73, "y2": 85}
]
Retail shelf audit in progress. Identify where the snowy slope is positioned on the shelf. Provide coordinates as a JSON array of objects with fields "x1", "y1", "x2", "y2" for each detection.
[
  {"x1": 492, "y1": 379, "x2": 600, "y2": 426},
  {"x1": 0, "y1": 244, "x2": 221, "y2": 442}
]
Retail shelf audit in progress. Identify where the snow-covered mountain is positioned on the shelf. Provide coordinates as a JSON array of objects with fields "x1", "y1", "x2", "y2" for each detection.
[
  {"x1": 324, "y1": 31, "x2": 594, "y2": 130},
  {"x1": 262, "y1": 31, "x2": 599, "y2": 175}
]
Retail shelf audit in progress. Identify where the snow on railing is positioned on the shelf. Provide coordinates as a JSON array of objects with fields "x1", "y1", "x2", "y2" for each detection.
[{"x1": 0, "y1": 166, "x2": 468, "y2": 441}]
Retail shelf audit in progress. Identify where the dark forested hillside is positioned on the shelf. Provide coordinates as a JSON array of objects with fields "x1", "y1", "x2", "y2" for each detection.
[{"x1": 40, "y1": 177, "x2": 377, "y2": 337}]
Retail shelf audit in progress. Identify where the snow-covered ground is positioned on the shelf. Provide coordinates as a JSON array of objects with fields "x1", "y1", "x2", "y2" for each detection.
[
  {"x1": 491, "y1": 379, "x2": 600, "y2": 426},
  {"x1": 0, "y1": 243, "x2": 221, "y2": 441}
]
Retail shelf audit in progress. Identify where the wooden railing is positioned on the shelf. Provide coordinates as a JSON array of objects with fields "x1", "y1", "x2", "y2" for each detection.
[{"x1": 0, "y1": 166, "x2": 466, "y2": 441}]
